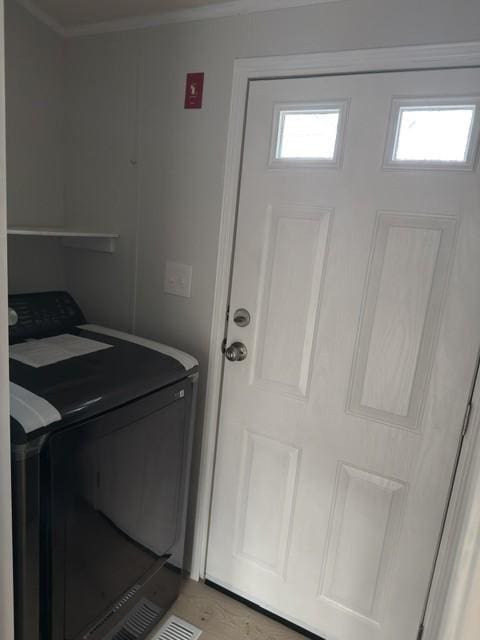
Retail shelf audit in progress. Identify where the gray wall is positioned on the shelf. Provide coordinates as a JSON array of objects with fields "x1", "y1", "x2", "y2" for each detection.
[{"x1": 5, "y1": 0, "x2": 66, "y2": 292}]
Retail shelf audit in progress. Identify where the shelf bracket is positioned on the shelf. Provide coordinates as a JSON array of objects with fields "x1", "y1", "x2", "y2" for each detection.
[{"x1": 61, "y1": 236, "x2": 117, "y2": 253}]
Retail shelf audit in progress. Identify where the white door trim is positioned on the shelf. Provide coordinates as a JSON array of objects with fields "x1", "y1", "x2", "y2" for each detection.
[
  {"x1": 191, "y1": 40, "x2": 480, "y2": 640},
  {"x1": 428, "y1": 358, "x2": 480, "y2": 640}
]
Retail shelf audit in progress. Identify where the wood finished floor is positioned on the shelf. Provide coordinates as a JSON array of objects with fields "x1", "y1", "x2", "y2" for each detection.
[{"x1": 148, "y1": 579, "x2": 308, "y2": 639}]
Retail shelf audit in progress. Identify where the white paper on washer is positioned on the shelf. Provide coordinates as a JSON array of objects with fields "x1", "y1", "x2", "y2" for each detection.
[{"x1": 9, "y1": 334, "x2": 113, "y2": 368}]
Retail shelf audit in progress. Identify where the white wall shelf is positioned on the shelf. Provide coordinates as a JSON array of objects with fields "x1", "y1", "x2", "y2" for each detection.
[{"x1": 7, "y1": 227, "x2": 119, "y2": 253}]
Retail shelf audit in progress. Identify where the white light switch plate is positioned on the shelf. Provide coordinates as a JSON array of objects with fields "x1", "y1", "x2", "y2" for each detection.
[{"x1": 164, "y1": 260, "x2": 193, "y2": 298}]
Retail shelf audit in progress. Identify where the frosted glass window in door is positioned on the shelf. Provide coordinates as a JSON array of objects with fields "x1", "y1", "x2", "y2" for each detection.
[
  {"x1": 276, "y1": 109, "x2": 342, "y2": 161},
  {"x1": 386, "y1": 100, "x2": 480, "y2": 169}
]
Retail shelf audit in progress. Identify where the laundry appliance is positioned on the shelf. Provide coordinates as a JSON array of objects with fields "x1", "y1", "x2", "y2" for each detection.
[{"x1": 8, "y1": 291, "x2": 198, "y2": 640}]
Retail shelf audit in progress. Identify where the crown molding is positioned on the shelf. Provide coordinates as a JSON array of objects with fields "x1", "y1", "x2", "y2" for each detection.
[
  {"x1": 16, "y1": 0, "x2": 67, "y2": 37},
  {"x1": 17, "y1": 0, "x2": 343, "y2": 39},
  {"x1": 67, "y1": 0, "x2": 343, "y2": 37}
]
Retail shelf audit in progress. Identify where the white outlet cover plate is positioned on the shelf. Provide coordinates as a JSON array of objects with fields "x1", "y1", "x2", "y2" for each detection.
[{"x1": 164, "y1": 261, "x2": 193, "y2": 298}]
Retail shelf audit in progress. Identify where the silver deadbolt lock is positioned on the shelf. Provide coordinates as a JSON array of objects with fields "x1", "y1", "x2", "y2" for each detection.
[
  {"x1": 233, "y1": 308, "x2": 251, "y2": 327},
  {"x1": 225, "y1": 342, "x2": 248, "y2": 362}
]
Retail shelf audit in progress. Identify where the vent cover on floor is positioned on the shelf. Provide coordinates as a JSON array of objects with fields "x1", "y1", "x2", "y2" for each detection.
[
  {"x1": 150, "y1": 615, "x2": 202, "y2": 640},
  {"x1": 83, "y1": 585, "x2": 141, "y2": 638},
  {"x1": 104, "y1": 598, "x2": 163, "y2": 640}
]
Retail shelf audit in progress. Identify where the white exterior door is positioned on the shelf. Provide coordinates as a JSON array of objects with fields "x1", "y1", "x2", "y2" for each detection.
[{"x1": 206, "y1": 68, "x2": 480, "y2": 640}]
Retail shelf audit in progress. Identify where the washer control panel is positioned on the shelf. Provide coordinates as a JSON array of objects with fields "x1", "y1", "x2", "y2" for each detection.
[{"x1": 8, "y1": 291, "x2": 86, "y2": 342}]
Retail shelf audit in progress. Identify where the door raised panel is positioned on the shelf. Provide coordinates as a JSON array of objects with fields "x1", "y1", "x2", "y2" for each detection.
[
  {"x1": 320, "y1": 463, "x2": 407, "y2": 621},
  {"x1": 234, "y1": 431, "x2": 300, "y2": 577},
  {"x1": 348, "y1": 212, "x2": 457, "y2": 429},
  {"x1": 251, "y1": 204, "x2": 332, "y2": 399}
]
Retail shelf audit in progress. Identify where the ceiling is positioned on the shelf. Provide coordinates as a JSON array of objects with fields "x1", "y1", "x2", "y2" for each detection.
[{"x1": 29, "y1": 0, "x2": 233, "y2": 28}]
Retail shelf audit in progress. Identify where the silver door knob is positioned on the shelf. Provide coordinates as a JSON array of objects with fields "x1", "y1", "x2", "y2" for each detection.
[{"x1": 225, "y1": 342, "x2": 248, "y2": 362}]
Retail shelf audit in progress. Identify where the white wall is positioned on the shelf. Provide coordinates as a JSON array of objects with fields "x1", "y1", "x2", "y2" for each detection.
[
  {"x1": 0, "y1": 0, "x2": 15, "y2": 635},
  {"x1": 64, "y1": 30, "x2": 141, "y2": 329},
  {"x1": 5, "y1": 0, "x2": 66, "y2": 292}
]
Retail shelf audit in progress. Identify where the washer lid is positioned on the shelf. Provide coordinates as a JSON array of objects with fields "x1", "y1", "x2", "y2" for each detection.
[{"x1": 9, "y1": 326, "x2": 198, "y2": 441}]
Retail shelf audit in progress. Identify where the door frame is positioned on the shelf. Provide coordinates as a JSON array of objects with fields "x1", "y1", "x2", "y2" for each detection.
[
  {"x1": 0, "y1": 1, "x2": 15, "y2": 639},
  {"x1": 191, "y1": 41, "x2": 480, "y2": 640}
]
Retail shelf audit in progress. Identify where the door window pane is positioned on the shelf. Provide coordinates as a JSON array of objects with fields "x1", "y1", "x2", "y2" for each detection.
[
  {"x1": 394, "y1": 106, "x2": 475, "y2": 163},
  {"x1": 385, "y1": 97, "x2": 480, "y2": 170},
  {"x1": 276, "y1": 109, "x2": 341, "y2": 161}
]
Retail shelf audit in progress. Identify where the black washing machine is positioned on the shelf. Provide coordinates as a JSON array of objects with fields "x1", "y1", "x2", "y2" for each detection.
[{"x1": 8, "y1": 291, "x2": 198, "y2": 640}]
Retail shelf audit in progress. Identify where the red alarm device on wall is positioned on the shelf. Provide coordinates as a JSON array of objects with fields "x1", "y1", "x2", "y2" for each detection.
[{"x1": 184, "y1": 72, "x2": 204, "y2": 109}]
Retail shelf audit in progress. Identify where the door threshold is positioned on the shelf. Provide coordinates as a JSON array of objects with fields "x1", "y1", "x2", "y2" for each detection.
[{"x1": 204, "y1": 580, "x2": 325, "y2": 640}]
